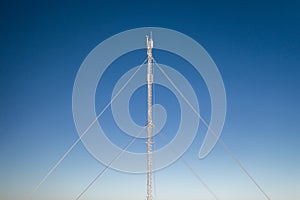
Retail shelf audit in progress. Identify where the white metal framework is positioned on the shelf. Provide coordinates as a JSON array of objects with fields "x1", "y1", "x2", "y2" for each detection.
[{"x1": 146, "y1": 33, "x2": 153, "y2": 200}]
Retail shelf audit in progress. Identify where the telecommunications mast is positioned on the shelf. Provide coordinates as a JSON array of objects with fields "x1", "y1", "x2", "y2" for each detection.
[{"x1": 146, "y1": 33, "x2": 153, "y2": 200}]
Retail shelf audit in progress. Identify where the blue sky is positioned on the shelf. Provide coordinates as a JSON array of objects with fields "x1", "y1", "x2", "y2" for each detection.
[{"x1": 0, "y1": 0, "x2": 299, "y2": 200}]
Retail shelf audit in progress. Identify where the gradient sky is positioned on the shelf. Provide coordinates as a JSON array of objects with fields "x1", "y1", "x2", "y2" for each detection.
[{"x1": 0, "y1": 1, "x2": 300, "y2": 200}]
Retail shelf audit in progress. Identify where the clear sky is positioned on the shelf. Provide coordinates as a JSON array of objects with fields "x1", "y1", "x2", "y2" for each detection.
[{"x1": 0, "y1": 0, "x2": 299, "y2": 200}]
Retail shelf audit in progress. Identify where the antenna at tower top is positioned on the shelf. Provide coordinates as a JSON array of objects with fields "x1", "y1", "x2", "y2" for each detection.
[{"x1": 146, "y1": 32, "x2": 153, "y2": 50}]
